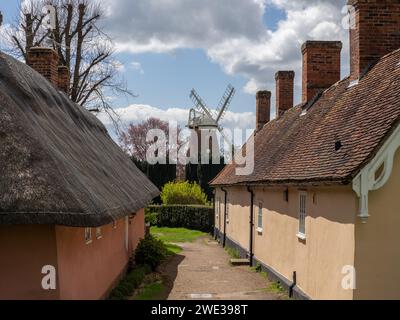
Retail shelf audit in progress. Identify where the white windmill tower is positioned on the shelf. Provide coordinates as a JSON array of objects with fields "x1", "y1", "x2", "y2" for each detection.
[
  {"x1": 188, "y1": 85, "x2": 236, "y2": 157},
  {"x1": 42, "y1": 5, "x2": 57, "y2": 46}
]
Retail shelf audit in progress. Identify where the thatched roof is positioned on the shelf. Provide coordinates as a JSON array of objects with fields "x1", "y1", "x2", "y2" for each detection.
[
  {"x1": 212, "y1": 48, "x2": 400, "y2": 187},
  {"x1": 0, "y1": 52, "x2": 159, "y2": 227}
]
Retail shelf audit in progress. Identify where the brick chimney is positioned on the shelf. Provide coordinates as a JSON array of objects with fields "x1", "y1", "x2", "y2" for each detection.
[
  {"x1": 301, "y1": 41, "x2": 342, "y2": 103},
  {"x1": 27, "y1": 47, "x2": 70, "y2": 94},
  {"x1": 275, "y1": 71, "x2": 295, "y2": 117},
  {"x1": 256, "y1": 90, "x2": 271, "y2": 131},
  {"x1": 27, "y1": 47, "x2": 59, "y2": 87},
  {"x1": 349, "y1": 0, "x2": 400, "y2": 82},
  {"x1": 58, "y1": 66, "x2": 70, "y2": 94}
]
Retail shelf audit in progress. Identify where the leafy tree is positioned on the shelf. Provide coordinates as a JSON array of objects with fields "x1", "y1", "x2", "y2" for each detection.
[{"x1": 161, "y1": 181, "x2": 208, "y2": 205}]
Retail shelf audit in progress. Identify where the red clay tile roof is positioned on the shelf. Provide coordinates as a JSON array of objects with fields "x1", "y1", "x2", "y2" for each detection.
[{"x1": 211, "y1": 49, "x2": 400, "y2": 186}]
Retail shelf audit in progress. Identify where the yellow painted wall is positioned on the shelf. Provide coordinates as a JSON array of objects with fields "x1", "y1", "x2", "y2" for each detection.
[
  {"x1": 354, "y1": 148, "x2": 400, "y2": 300},
  {"x1": 226, "y1": 187, "x2": 251, "y2": 251},
  {"x1": 215, "y1": 186, "x2": 356, "y2": 300}
]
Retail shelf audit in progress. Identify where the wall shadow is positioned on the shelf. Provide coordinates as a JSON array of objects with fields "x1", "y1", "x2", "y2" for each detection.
[{"x1": 158, "y1": 254, "x2": 185, "y2": 300}]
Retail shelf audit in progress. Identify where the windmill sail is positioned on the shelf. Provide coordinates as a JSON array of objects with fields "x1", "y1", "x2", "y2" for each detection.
[
  {"x1": 190, "y1": 89, "x2": 217, "y2": 125},
  {"x1": 188, "y1": 85, "x2": 236, "y2": 148},
  {"x1": 216, "y1": 85, "x2": 235, "y2": 123}
]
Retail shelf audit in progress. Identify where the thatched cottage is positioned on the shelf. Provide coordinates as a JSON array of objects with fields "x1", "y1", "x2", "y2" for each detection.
[
  {"x1": 212, "y1": 0, "x2": 400, "y2": 300},
  {"x1": 0, "y1": 48, "x2": 159, "y2": 299}
]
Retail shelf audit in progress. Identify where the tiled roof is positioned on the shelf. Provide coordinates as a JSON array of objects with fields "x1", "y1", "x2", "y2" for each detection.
[{"x1": 212, "y1": 49, "x2": 400, "y2": 186}]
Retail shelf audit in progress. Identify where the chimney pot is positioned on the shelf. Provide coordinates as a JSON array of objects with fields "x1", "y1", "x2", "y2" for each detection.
[
  {"x1": 348, "y1": 0, "x2": 400, "y2": 81},
  {"x1": 301, "y1": 41, "x2": 342, "y2": 103},
  {"x1": 275, "y1": 71, "x2": 295, "y2": 117},
  {"x1": 256, "y1": 90, "x2": 271, "y2": 131}
]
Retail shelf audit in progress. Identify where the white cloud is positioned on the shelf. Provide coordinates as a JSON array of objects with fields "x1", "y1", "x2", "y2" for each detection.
[
  {"x1": 0, "y1": 23, "x2": 11, "y2": 51},
  {"x1": 130, "y1": 62, "x2": 144, "y2": 74},
  {"x1": 104, "y1": 0, "x2": 267, "y2": 53},
  {"x1": 98, "y1": 103, "x2": 255, "y2": 133},
  {"x1": 103, "y1": 0, "x2": 348, "y2": 105},
  {"x1": 114, "y1": 60, "x2": 126, "y2": 73}
]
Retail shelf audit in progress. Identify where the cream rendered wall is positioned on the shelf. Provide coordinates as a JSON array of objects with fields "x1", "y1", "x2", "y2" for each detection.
[
  {"x1": 354, "y1": 148, "x2": 400, "y2": 300},
  {"x1": 215, "y1": 187, "x2": 250, "y2": 251},
  {"x1": 225, "y1": 187, "x2": 251, "y2": 251},
  {"x1": 254, "y1": 187, "x2": 356, "y2": 300},
  {"x1": 215, "y1": 185, "x2": 357, "y2": 300}
]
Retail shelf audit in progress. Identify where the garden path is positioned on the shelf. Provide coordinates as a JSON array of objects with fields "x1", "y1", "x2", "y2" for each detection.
[{"x1": 159, "y1": 237, "x2": 283, "y2": 300}]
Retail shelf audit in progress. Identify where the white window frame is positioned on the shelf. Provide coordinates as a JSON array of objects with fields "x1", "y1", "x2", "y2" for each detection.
[
  {"x1": 257, "y1": 201, "x2": 263, "y2": 233},
  {"x1": 96, "y1": 227, "x2": 102, "y2": 240},
  {"x1": 216, "y1": 197, "x2": 220, "y2": 219},
  {"x1": 85, "y1": 228, "x2": 92, "y2": 244},
  {"x1": 297, "y1": 191, "x2": 307, "y2": 240}
]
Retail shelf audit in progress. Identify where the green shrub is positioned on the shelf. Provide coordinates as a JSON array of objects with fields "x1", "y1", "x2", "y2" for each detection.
[
  {"x1": 145, "y1": 211, "x2": 159, "y2": 226},
  {"x1": 108, "y1": 287, "x2": 126, "y2": 300},
  {"x1": 148, "y1": 205, "x2": 214, "y2": 232},
  {"x1": 118, "y1": 280, "x2": 135, "y2": 296},
  {"x1": 161, "y1": 181, "x2": 208, "y2": 205},
  {"x1": 134, "y1": 235, "x2": 167, "y2": 271},
  {"x1": 108, "y1": 265, "x2": 153, "y2": 300}
]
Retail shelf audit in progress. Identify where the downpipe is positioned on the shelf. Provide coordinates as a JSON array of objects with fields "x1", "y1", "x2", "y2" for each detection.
[
  {"x1": 212, "y1": 190, "x2": 218, "y2": 241},
  {"x1": 289, "y1": 271, "x2": 297, "y2": 298},
  {"x1": 247, "y1": 186, "x2": 254, "y2": 267},
  {"x1": 221, "y1": 187, "x2": 228, "y2": 248}
]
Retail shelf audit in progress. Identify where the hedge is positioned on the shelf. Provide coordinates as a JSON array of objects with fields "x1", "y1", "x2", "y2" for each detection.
[{"x1": 146, "y1": 205, "x2": 214, "y2": 232}]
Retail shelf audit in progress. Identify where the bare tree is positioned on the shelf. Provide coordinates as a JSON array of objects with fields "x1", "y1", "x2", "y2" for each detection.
[{"x1": 5, "y1": 0, "x2": 132, "y2": 120}]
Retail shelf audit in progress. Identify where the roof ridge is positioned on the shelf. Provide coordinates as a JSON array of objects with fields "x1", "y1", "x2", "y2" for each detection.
[
  {"x1": 212, "y1": 48, "x2": 400, "y2": 187},
  {"x1": 0, "y1": 53, "x2": 159, "y2": 227}
]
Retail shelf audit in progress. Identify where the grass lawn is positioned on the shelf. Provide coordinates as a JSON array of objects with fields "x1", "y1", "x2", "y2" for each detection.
[
  {"x1": 134, "y1": 281, "x2": 165, "y2": 300},
  {"x1": 165, "y1": 243, "x2": 183, "y2": 255},
  {"x1": 132, "y1": 227, "x2": 206, "y2": 300},
  {"x1": 225, "y1": 247, "x2": 241, "y2": 259},
  {"x1": 151, "y1": 227, "x2": 207, "y2": 243}
]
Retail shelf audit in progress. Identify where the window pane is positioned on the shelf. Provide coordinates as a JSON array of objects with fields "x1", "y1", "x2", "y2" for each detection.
[
  {"x1": 299, "y1": 194, "x2": 306, "y2": 235},
  {"x1": 258, "y1": 203, "x2": 263, "y2": 228}
]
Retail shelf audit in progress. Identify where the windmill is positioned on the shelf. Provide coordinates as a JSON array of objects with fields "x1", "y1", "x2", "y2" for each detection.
[{"x1": 188, "y1": 84, "x2": 235, "y2": 147}]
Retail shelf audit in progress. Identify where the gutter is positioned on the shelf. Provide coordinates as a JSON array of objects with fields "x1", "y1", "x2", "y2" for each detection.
[
  {"x1": 221, "y1": 187, "x2": 228, "y2": 248},
  {"x1": 211, "y1": 177, "x2": 350, "y2": 189},
  {"x1": 247, "y1": 186, "x2": 254, "y2": 267}
]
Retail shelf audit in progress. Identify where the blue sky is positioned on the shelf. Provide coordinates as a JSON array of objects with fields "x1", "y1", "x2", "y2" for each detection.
[
  {"x1": 108, "y1": 2, "x2": 286, "y2": 113},
  {"x1": 0, "y1": 0, "x2": 348, "y2": 132},
  {"x1": 115, "y1": 49, "x2": 253, "y2": 113}
]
